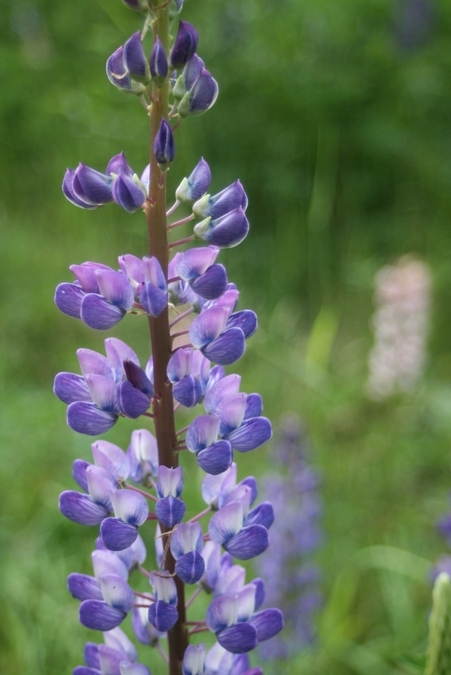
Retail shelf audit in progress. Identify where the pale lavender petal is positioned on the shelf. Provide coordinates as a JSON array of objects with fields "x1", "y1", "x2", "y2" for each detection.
[
  {"x1": 77, "y1": 348, "x2": 115, "y2": 379},
  {"x1": 91, "y1": 550, "x2": 129, "y2": 581},
  {"x1": 92, "y1": 440, "x2": 130, "y2": 482},
  {"x1": 118, "y1": 254, "x2": 145, "y2": 284},
  {"x1": 97, "y1": 645, "x2": 125, "y2": 675},
  {"x1": 206, "y1": 595, "x2": 238, "y2": 632},
  {"x1": 67, "y1": 402, "x2": 118, "y2": 436},
  {"x1": 70, "y1": 262, "x2": 106, "y2": 293},
  {"x1": 73, "y1": 458, "x2": 90, "y2": 491},
  {"x1": 54, "y1": 372, "x2": 91, "y2": 404},
  {"x1": 175, "y1": 246, "x2": 219, "y2": 280},
  {"x1": 186, "y1": 414, "x2": 220, "y2": 452},
  {"x1": 208, "y1": 501, "x2": 243, "y2": 544},
  {"x1": 106, "y1": 152, "x2": 135, "y2": 178},
  {"x1": 167, "y1": 348, "x2": 192, "y2": 382},
  {"x1": 95, "y1": 270, "x2": 134, "y2": 310},
  {"x1": 54, "y1": 282, "x2": 84, "y2": 318},
  {"x1": 151, "y1": 570, "x2": 178, "y2": 604},
  {"x1": 156, "y1": 465, "x2": 183, "y2": 498},
  {"x1": 189, "y1": 307, "x2": 230, "y2": 349},
  {"x1": 73, "y1": 666, "x2": 101, "y2": 675},
  {"x1": 201, "y1": 463, "x2": 237, "y2": 506},
  {"x1": 204, "y1": 374, "x2": 241, "y2": 414},
  {"x1": 111, "y1": 489, "x2": 149, "y2": 526},
  {"x1": 86, "y1": 465, "x2": 117, "y2": 510},
  {"x1": 143, "y1": 257, "x2": 167, "y2": 290},
  {"x1": 85, "y1": 374, "x2": 120, "y2": 414},
  {"x1": 120, "y1": 663, "x2": 151, "y2": 675},
  {"x1": 104, "y1": 627, "x2": 137, "y2": 661},
  {"x1": 99, "y1": 572, "x2": 134, "y2": 612},
  {"x1": 214, "y1": 564, "x2": 246, "y2": 597},
  {"x1": 216, "y1": 394, "x2": 247, "y2": 436},
  {"x1": 170, "y1": 521, "x2": 203, "y2": 558},
  {"x1": 105, "y1": 337, "x2": 141, "y2": 371},
  {"x1": 182, "y1": 643, "x2": 206, "y2": 675}
]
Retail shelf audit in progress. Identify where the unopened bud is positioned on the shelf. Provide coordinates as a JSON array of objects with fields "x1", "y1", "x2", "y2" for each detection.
[
  {"x1": 149, "y1": 38, "x2": 168, "y2": 88},
  {"x1": 169, "y1": 21, "x2": 198, "y2": 70},
  {"x1": 154, "y1": 120, "x2": 175, "y2": 170},
  {"x1": 176, "y1": 158, "x2": 211, "y2": 203},
  {"x1": 106, "y1": 47, "x2": 145, "y2": 96},
  {"x1": 123, "y1": 32, "x2": 151, "y2": 84},
  {"x1": 178, "y1": 68, "x2": 218, "y2": 118}
]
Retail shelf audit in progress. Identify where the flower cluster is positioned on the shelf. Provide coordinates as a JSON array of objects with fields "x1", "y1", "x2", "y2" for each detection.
[
  {"x1": 256, "y1": 416, "x2": 322, "y2": 658},
  {"x1": 55, "y1": 0, "x2": 283, "y2": 673},
  {"x1": 366, "y1": 255, "x2": 431, "y2": 400}
]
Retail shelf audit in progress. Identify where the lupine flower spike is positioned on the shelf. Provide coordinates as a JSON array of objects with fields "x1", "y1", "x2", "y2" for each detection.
[{"x1": 55, "y1": 0, "x2": 284, "y2": 673}]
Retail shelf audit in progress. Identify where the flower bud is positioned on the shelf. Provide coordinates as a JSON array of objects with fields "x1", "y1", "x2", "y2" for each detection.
[
  {"x1": 123, "y1": 32, "x2": 151, "y2": 84},
  {"x1": 178, "y1": 68, "x2": 218, "y2": 118},
  {"x1": 122, "y1": 0, "x2": 149, "y2": 11},
  {"x1": 169, "y1": 0, "x2": 184, "y2": 18},
  {"x1": 153, "y1": 119, "x2": 175, "y2": 170},
  {"x1": 175, "y1": 158, "x2": 211, "y2": 203},
  {"x1": 169, "y1": 21, "x2": 198, "y2": 70},
  {"x1": 149, "y1": 38, "x2": 168, "y2": 88},
  {"x1": 106, "y1": 47, "x2": 146, "y2": 96}
]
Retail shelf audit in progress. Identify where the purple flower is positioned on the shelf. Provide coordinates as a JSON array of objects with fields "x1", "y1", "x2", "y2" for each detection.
[
  {"x1": 154, "y1": 119, "x2": 175, "y2": 170},
  {"x1": 176, "y1": 158, "x2": 212, "y2": 203},
  {"x1": 178, "y1": 68, "x2": 219, "y2": 117},
  {"x1": 150, "y1": 38, "x2": 168, "y2": 88}
]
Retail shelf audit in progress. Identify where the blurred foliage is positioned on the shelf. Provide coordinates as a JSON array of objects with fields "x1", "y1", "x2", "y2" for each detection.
[{"x1": 3, "y1": 0, "x2": 451, "y2": 673}]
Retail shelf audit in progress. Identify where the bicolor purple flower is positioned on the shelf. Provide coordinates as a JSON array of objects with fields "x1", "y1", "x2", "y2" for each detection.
[
  {"x1": 127, "y1": 428, "x2": 159, "y2": 483},
  {"x1": 174, "y1": 246, "x2": 228, "y2": 301},
  {"x1": 54, "y1": 338, "x2": 153, "y2": 435},
  {"x1": 193, "y1": 181, "x2": 248, "y2": 220},
  {"x1": 176, "y1": 157, "x2": 212, "y2": 204},
  {"x1": 169, "y1": 20, "x2": 198, "y2": 70},
  {"x1": 182, "y1": 644, "x2": 206, "y2": 675},
  {"x1": 170, "y1": 522, "x2": 205, "y2": 584},
  {"x1": 100, "y1": 489, "x2": 149, "y2": 551},
  {"x1": 73, "y1": 627, "x2": 140, "y2": 675},
  {"x1": 208, "y1": 499, "x2": 270, "y2": 561},
  {"x1": 155, "y1": 466, "x2": 186, "y2": 528},
  {"x1": 186, "y1": 414, "x2": 234, "y2": 475},
  {"x1": 204, "y1": 642, "x2": 262, "y2": 675},
  {"x1": 148, "y1": 572, "x2": 179, "y2": 632},
  {"x1": 63, "y1": 153, "x2": 146, "y2": 212}
]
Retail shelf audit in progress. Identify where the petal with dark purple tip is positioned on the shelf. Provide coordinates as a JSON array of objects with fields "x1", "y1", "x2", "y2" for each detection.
[
  {"x1": 249, "y1": 608, "x2": 284, "y2": 642},
  {"x1": 206, "y1": 595, "x2": 238, "y2": 632},
  {"x1": 217, "y1": 394, "x2": 247, "y2": 436},
  {"x1": 244, "y1": 502, "x2": 274, "y2": 530},
  {"x1": 101, "y1": 517, "x2": 139, "y2": 551},
  {"x1": 112, "y1": 174, "x2": 146, "y2": 213},
  {"x1": 123, "y1": 32, "x2": 150, "y2": 83},
  {"x1": 79, "y1": 599, "x2": 126, "y2": 631},
  {"x1": 190, "y1": 264, "x2": 228, "y2": 300},
  {"x1": 173, "y1": 375, "x2": 202, "y2": 408},
  {"x1": 148, "y1": 601, "x2": 178, "y2": 632},
  {"x1": 74, "y1": 164, "x2": 114, "y2": 205},
  {"x1": 55, "y1": 282, "x2": 84, "y2": 318},
  {"x1": 81, "y1": 294, "x2": 126, "y2": 330},
  {"x1": 140, "y1": 282, "x2": 167, "y2": 318},
  {"x1": 54, "y1": 372, "x2": 91, "y2": 404},
  {"x1": 85, "y1": 374, "x2": 120, "y2": 414},
  {"x1": 63, "y1": 169, "x2": 98, "y2": 209},
  {"x1": 204, "y1": 374, "x2": 241, "y2": 414},
  {"x1": 106, "y1": 152, "x2": 134, "y2": 178},
  {"x1": 67, "y1": 573, "x2": 103, "y2": 601},
  {"x1": 202, "y1": 328, "x2": 246, "y2": 366},
  {"x1": 175, "y1": 246, "x2": 219, "y2": 279},
  {"x1": 155, "y1": 496, "x2": 186, "y2": 528},
  {"x1": 124, "y1": 360, "x2": 153, "y2": 397},
  {"x1": 59, "y1": 491, "x2": 109, "y2": 526},
  {"x1": 170, "y1": 20, "x2": 198, "y2": 70},
  {"x1": 243, "y1": 394, "x2": 262, "y2": 419},
  {"x1": 196, "y1": 440, "x2": 233, "y2": 475},
  {"x1": 175, "y1": 551, "x2": 205, "y2": 584},
  {"x1": 226, "y1": 310, "x2": 257, "y2": 339},
  {"x1": 118, "y1": 381, "x2": 150, "y2": 419},
  {"x1": 224, "y1": 524, "x2": 269, "y2": 560},
  {"x1": 226, "y1": 417, "x2": 272, "y2": 452},
  {"x1": 67, "y1": 401, "x2": 118, "y2": 436},
  {"x1": 217, "y1": 623, "x2": 257, "y2": 654}
]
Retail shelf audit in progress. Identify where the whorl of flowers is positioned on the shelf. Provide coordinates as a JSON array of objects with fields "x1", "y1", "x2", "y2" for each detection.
[
  {"x1": 256, "y1": 415, "x2": 322, "y2": 659},
  {"x1": 55, "y1": 1, "x2": 283, "y2": 674},
  {"x1": 366, "y1": 256, "x2": 431, "y2": 400}
]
